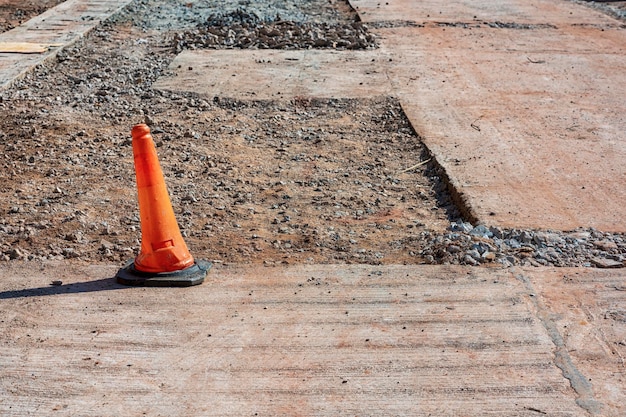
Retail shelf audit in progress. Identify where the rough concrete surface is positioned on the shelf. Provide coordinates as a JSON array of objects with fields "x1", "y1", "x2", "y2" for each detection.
[
  {"x1": 1, "y1": 262, "x2": 623, "y2": 416},
  {"x1": 351, "y1": 0, "x2": 619, "y2": 25},
  {"x1": 383, "y1": 24, "x2": 626, "y2": 231},
  {"x1": 321, "y1": 0, "x2": 626, "y2": 232},
  {"x1": 153, "y1": 49, "x2": 391, "y2": 100},
  {"x1": 526, "y1": 268, "x2": 626, "y2": 415}
]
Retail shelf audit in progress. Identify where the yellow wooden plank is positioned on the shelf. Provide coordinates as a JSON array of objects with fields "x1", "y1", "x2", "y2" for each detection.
[{"x1": 0, "y1": 42, "x2": 62, "y2": 54}]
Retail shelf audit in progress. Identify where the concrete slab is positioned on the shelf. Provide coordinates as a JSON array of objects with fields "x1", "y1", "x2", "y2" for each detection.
[
  {"x1": 1, "y1": 262, "x2": 613, "y2": 416},
  {"x1": 522, "y1": 267, "x2": 626, "y2": 416},
  {"x1": 351, "y1": 0, "x2": 620, "y2": 26},
  {"x1": 153, "y1": 49, "x2": 391, "y2": 100},
  {"x1": 352, "y1": 0, "x2": 626, "y2": 231},
  {"x1": 0, "y1": 0, "x2": 133, "y2": 90},
  {"x1": 381, "y1": 25, "x2": 626, "y2": 231}
]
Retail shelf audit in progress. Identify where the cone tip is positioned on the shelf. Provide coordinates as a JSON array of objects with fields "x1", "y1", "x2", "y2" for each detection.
[{"x1": 132, "y1": 123, "x2": 151, "y2": 137}]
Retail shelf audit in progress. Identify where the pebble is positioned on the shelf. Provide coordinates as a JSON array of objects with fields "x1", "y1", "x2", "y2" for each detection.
[
  {"x1": 591, "y1": 258, "x2": 624, "y2": 269},
  {"x1": 469, "y1": 224, "x2": 492, "y2": 238},
  {"x1": 446, "y1": 244, "x2": 461, "y2": 254},
  {"x1": 594, "y1": 240, "x2": 618, "y2": 251},
  {"x1": 463, "y1": 254, "x2": 479, "y2": 266}
]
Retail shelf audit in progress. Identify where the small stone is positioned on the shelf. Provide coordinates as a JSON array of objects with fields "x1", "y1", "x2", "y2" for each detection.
[
  {"x1": 591, "y1": 258, "x2": 623, "y2": 269},
  {"x1": 62, "y1": 248, "x2": 80, "y2": 258},
  {"x1": 100, "y1": 239, "x2": 114, "y2": 250},
  {"x1": 463, "y1": 254, "x2": 479, "y2": 266},
  {"x1": 594, "y1": 240, "x2": 618, "y2": 251},
  {"x1": 567, "y1": 231, "x2": 590, "y2": 241},
  {"x1": 450, "y1": 222, "x2": 473, "y2": 233},
  {"x1": 447, "y1": 244, "x2": 462, "y2": 254},
  {"x1": 64, "y1": 232, "x2": 83, "y2": 242},
  {"x1": 505, "y1": 238, "x2": 521, "y2": 249},
  {"x1": 465, "y1": 249, "x2": 481, "y2": 261},
  {"x1": 534, "y1": 231, "x2": 565, "y2": 246},
  {"x1": 472, "y1": 242, "x2": 493, "y2": 255},
  {"x1": 519, "y1": 231, "x2": 533, "y2": 244},
  {"x1": 469, "y1": 224, "x2": 492, "y2": 238},
  {"x1": 9, "y1": 247, "x2": 26, "y2": 260},
  {"x1": 482, "y1": 252, "x2": 496, "y2": 262}
]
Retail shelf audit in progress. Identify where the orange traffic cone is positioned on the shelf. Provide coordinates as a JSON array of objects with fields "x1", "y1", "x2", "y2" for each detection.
[{"x1": 116, "y1": 124, "x2": 209, "y2": 286}]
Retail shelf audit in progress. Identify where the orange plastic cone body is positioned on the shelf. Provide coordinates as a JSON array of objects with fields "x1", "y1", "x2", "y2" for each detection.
[{"x1": 131, "y1": 124, "x2": 195, "y2": 273}]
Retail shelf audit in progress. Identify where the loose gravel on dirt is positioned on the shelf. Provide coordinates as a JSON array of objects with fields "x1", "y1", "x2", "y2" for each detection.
[{"x1": 0, "y1": 0, "x2": 624, "y2": 268}]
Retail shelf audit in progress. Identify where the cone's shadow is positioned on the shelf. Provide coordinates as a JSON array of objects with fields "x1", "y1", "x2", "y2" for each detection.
[{"x1": 0, "y1": 277, "x2": 126, "y2": 299}]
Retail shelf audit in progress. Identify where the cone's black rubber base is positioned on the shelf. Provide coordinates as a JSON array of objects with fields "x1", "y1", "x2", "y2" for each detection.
[{"x1": 115, "y1": 260, "x2": 211, "y2": 287}]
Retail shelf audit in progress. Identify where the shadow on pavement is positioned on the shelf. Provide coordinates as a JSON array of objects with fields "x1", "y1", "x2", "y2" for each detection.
[{"x1": 0, "y1": 277, "x2": 125, "y2": 299}]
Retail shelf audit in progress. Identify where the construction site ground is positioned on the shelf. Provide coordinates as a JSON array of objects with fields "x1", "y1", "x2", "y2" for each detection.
[{"x1": 0, "y1": 0, "x2": 624, "y2": 416}]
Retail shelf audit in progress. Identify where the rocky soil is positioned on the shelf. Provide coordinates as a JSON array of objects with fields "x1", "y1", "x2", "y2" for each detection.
[{"x1": 0, "y1": 0, "x2": 624, "y2": 268}]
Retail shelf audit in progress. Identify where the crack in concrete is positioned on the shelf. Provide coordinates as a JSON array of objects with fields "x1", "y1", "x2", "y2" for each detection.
[{"x1": 514, "y1": 271, "x2": 603, "y2": 415}]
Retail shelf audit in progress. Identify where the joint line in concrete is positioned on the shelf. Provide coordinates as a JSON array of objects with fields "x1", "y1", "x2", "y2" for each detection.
[{"x1": 514, "y1": 271, "x2": 603, "y2": 416}]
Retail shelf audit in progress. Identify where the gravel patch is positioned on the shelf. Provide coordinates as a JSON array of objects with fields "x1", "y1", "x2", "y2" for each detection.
[
  {"x1": 173, "y1": 10, "x2": 377, "y2": 51},
  {"x1": 419, "y1": 223, "x2": 625, "y2": 268},
  {"x1": 111, "y1": 0, "x2": 359, "y2": 30}
]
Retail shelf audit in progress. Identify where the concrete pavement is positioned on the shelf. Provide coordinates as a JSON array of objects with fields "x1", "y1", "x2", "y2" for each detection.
[{"x1": 0, "y1": 262, "x2": 624, "y2": 416}]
